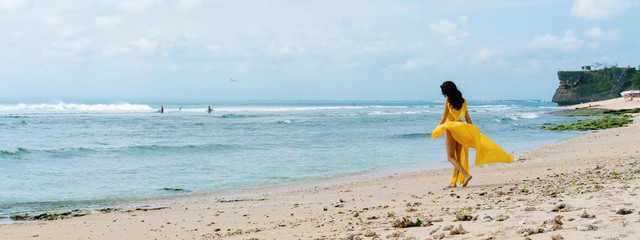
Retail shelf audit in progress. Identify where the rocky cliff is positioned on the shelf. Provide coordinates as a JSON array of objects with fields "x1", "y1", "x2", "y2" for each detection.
[{"x1": 552, "y1": 67, "x2": 636, "y2": 106}]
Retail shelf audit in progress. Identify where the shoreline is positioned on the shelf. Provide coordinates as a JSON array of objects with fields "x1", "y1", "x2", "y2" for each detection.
[
  {"x1": 0, "y1": 160, "x2": 446, "y2": 221},
  {"x1": 0, "y1": 99, "x2": 550, "y2": 221},
  {"x1": 0, "y1": 134, "x2": 559, "y2": 224},
  {"x1": 2, "y1": 98, "x2": 639, "y2": 239}
]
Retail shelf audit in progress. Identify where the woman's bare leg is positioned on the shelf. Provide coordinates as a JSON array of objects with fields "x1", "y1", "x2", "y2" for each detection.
[
  {"x1": 445, "y1": 131, "x2": 471, "y2": 186},
  {"x1": 454, "y1": 141, "x2": 473, "y2": 187}
]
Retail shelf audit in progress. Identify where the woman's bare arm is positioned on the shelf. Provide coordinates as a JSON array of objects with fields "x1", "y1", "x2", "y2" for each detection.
[
  {"x1": 464, "y1": 109, "x2": 472, "y2": 124},
  {"x1": 439, "y1": 102, "x2": 449, "y2": 125}
]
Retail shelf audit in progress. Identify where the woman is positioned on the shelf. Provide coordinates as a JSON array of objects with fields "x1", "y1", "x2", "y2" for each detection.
[{"x1": 431, "y1": 81, "x2": 514, "y2": 188}]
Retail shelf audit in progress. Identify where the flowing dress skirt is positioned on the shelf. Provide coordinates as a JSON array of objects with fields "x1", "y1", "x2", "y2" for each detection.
[{"x1": 431, "y1": 121, "x2": 514, "y2": 185}]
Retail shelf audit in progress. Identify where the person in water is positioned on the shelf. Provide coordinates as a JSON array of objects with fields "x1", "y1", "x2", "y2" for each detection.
[
  {"x1": 431, "y1": 81, "x2": 514, "y2": 188},
  {"x1": 208, "y1": 106, "x2": 212, "y2": 113},
  {"x1": 160, "y1": 106, "x2": 164, "y2": 114}
]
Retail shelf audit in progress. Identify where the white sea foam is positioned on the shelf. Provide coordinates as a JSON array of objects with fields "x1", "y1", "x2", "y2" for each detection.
[
  {"x1": 212, "y1": 105, "x2": 408, "y2": 112},
  {"x1": 505, "y1": 112, "x2": 542, "y2": 120},
  {"x1": 368, "y1": 111, "x2": 423, "y2": 115},
  {"x1": 276, "y1": 119, "x2": 292, "y2": 124},
  {"x1": 470, "y1": 105, "x2": 514, "y2": 112},
  {"x1": 0, "y1": 147, "x2": 24, "y2": 154},
  {"x1": 0, "y1": 103, "x2": 153, "y2": 113},
  {"x1": 518, "y1": 112, "x2": 540, "y2": 119}
]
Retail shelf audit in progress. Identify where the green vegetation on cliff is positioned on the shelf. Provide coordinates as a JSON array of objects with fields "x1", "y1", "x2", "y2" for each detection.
[
  {"x1": 633, "y1": 71, "x2": 640, "y2": 89},
  {"x1": 560, "y1": 67, "x2": 625, "y2": 97},
  {"x1": 553, "y1": 66, "x2": 637, "y2": 105}
]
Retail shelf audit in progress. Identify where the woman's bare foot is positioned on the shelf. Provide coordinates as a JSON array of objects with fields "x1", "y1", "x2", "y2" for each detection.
[
  {"x1": 462, "y1": 175, "x2": 473, "y2": 187},
  {"x1": 443, "y1": 184, "x2": 456, "y2": 189}
]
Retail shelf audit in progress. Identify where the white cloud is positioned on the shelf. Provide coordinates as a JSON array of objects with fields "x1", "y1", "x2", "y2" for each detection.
[
  {"x1": 131, "y1": 38, "x2": 157, "y2": 51},
  {"x1": 102, "y1": 45, "x2": 132, "y2": 57},
  {"x1": 429, "y1": 16, "x2": 470, "y2": 46},
  {"x1": 529, "y1": 30, "x2": 585, "y2": 51},
  {"x1": 585, "y1": 27, "x2": 604, "y2": 38},
  {"x1": 102, "y1": 38, "x2": 158, "y2": 57},
  {"x1": 13, "y1": 31, "x2": 24, "y2": 38},
  {"x1": 327, "y1": 62, "x2": 361, "y2": 70},
  {"x1": 458, "y1": 15, "x2": 468, "y2": 26},
  {"x1": 363, "y1": 41, "x2": 397, "y2": 53},
  {"x1": 44, "y1": 38, "x2": 92, "y2": 57},
  {"x1": 585, "y1": 27, "x2": 620, "y2": 41},
  {"x1": 95, "y1": 16, "x2": 122, "y2": 29},
  {"x1": 587, "y1": 41, "x2": 599, "y2": 49},
  {"x1": 234, "y1": 62, "x2": 249, "y2": 72},
  {"x1": 570, "y1": 0, "x2": 628, "y2": 19},
  {"x1": 529, "y1": 59, "x2": 540, "y2": 71},
  {"x1": 168, "y1": 64, "x2": 185, "y2": 71},
  {"x1": 43, "y1": 16, "x2": 58, "y2": 25},
  {"x1": 56, "y1": 26, "x2": 81, "y2": 39},
  {"x1": 429, "y1": 20, "x2": 458, "y2": 35},
  {"x1": 442, "y1": 0, "x2": 561, "y2": 10},
  {"x1": 57, "y1": 38, "x2": 91, "y2": 51},
  {"x1": 176, "y1": 0, "x2": 201, "y2": 9},
  {"x1": 268, "y1": 33, "x2": 304, "y2": 56},
  {"x1": 104, "y1": 0, "x2": 162, "y2": 12},
  {"x1": 0, "y1": 64, "x2": 11, "y2": 72},
  {"x1": 473, "y1": 48, "x2": 502, "y2": 62},
  {"x1": 0, "y1": 0, "x2": 28, "y2": 10},
  {"x1": 400, "y1": 58, "x2": 433, "y2": 70},
  {"x1": 206, "y1": 44, "x2": 222, "y2": 54}
]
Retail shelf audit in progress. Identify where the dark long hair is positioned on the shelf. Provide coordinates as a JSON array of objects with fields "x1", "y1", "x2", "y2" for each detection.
[{"x1": 440, "y1": 81, "x2": 464, "y2": 110}]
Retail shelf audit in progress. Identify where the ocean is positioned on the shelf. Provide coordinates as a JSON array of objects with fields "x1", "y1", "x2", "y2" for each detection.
[{"x1": 0, "y1": 100, "x2": 582, "y2": 220}]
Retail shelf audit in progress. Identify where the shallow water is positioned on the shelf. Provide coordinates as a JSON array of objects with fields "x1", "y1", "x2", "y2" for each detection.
[{"x1": 0, "y1": 100, "x2": 581, "y2": 219}]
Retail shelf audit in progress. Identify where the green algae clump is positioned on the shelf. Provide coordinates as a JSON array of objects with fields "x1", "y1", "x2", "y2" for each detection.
[
  {"x1": 541, "y1": 115, "x2": 633, "y2": 131},
  {"x1": 602, "y1": 108, "x2": 640, "y2": 115}
]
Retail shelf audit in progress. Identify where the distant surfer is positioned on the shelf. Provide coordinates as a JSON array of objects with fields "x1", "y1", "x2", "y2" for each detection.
[
  {"x1": 179, "y1": 106, "x2": 182, "y2": 110},
  {"x1": 208, "y1": 106, "x2": 213, "y2": 113},
  {"x1": 160, "y1": 106, "x2": 164, "y2": 114}
]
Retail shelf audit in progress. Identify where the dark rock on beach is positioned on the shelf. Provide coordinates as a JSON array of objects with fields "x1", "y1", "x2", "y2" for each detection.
[
  {"x1": 135, "y1": 206, "x2": 168, "y2": 211},
  {"x1": 99, "y1": 207, "x2": 120, "y2": 213},
  {"x1": 456, "y1": 212, "x2": 473, "y2": 221},
  {"x1": 9, "y1": 214, "x2": 31, "y2": 221},
  {"x1": 10, "y1": 210, "x2": 85, "y2": 221},
  {"x1": 616, "y1": 208, "x2": 634, "y2": 215}
]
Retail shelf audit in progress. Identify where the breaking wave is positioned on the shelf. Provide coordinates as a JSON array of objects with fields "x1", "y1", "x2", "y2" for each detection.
[{"x1": 0, "y1": 103, "x2": 153, "y2": 113}]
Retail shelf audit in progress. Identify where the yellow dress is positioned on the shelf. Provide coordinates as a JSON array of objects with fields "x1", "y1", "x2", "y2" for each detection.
[{"x1": 431, "y1": 101, "x2": 514, "y2": 186}]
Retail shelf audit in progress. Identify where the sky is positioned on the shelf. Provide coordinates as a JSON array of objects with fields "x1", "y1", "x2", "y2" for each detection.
[{"x1": 0, "y1": 0, "x2": 639, "y2": 102}]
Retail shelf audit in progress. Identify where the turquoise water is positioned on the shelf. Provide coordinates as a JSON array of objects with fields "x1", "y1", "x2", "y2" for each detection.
[{"x1": 0, "y1": 100, "x2": 581, "y2": 219}]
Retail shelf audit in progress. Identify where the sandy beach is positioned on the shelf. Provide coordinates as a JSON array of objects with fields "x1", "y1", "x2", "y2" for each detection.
[
  {"x1": 566, "y1": 97, "x2": 640, "y2": 110},
  {"x1": 2, "y1": 97, "x2": 639, "y2": 240}
]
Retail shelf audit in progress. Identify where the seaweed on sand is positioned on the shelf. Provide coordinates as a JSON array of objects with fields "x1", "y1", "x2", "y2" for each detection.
[
  {"x1": 541, "y1": 115, "x2": 633, "y2": 131},
  {"x1": 602, "y1": 108, "x2": 640, "y2": 115}
]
